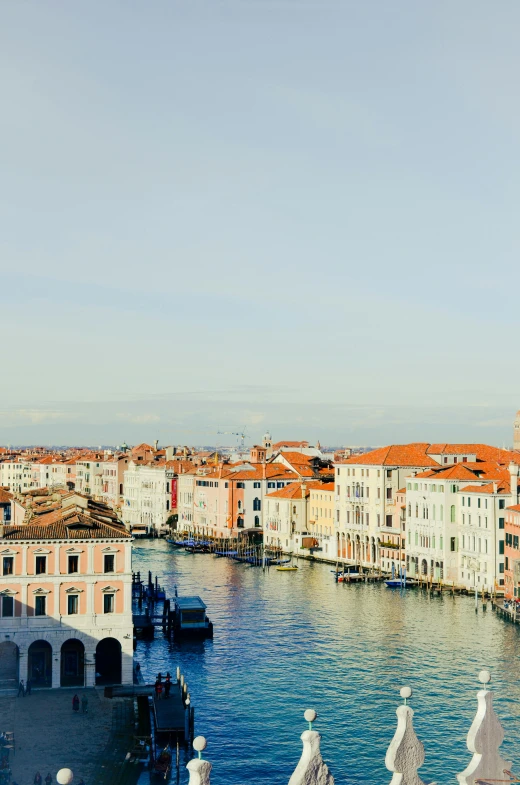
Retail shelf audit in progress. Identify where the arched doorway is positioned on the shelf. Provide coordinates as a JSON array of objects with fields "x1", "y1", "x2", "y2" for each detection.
[
  {"x1": 421, "y1": 558, "x2": 428, "y2": 576},
  {"x1": 95, "y1": 638, "x2": 121, "y2": 685},
  {"x1": 28, "y1": 640, "x2": 52, "y2": 687},
  {"x1": 0, "y1": 641, "x2": 19, "y2": 687},
  {"x1": 61, "y1": 639, "x2": 85, "y2": 687}
]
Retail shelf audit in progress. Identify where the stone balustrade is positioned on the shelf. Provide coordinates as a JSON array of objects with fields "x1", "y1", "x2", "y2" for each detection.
[{"x1": 186, "y1": 670, "x2": 514, "y2": 785}]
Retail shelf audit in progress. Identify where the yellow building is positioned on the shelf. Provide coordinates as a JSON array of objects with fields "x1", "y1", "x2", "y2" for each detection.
[{"x1": 308, "y1": 481, "x2": 335, "y2": 539}]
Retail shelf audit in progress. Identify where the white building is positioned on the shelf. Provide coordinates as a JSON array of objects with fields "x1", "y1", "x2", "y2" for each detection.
[
  {"x1": 335, "y1": 444, "x2": 440, "y2": 569},
  {"x1": 406, "y1": 460, "x2": 520, "y2": 590},
  {"x1": 122, "y1": 462, "x2": 173, "y2": 535}
]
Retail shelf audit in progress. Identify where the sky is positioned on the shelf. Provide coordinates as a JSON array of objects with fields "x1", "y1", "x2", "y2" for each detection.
[{"x1": 1, "y1": 1, "x2": 519, "y2": 447}]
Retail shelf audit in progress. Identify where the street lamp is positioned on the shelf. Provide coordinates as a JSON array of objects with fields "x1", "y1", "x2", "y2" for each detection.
[{"x1": 56, "y1": 769, "x2": 73, "y2": 784}]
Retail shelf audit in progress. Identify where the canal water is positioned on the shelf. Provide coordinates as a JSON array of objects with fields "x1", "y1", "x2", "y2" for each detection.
[{"x1": 134, "y1": 539, "x2": 520, "y2": 785}]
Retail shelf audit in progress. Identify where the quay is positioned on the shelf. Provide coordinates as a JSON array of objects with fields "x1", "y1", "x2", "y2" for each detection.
[
  {"x1": 492, "y1": 598, "x2": 520, "y2": 624},
  {"x1": 0, "y1": 688, "x2": 139, "y2": 785}
]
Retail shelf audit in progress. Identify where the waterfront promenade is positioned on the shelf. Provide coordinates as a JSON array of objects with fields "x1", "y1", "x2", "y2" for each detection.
[{"x1": 0, "y1": 688, "x2": 130, "y2": 784}]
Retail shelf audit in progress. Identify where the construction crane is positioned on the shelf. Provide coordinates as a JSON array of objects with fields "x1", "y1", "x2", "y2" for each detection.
[{"x1": 217, "y1": 427, "x2": 248, "y2": 451}]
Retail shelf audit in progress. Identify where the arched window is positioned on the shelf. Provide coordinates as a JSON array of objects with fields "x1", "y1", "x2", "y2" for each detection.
[
  {"x1": 415, "y1": 504, "x2": 418, "y2": 518},
  {"x1": 254, "y1": 516, "x2": 260, "y2": 528},
  {"x1": 253, "y1": 498, "x2": 261, "y2": 511},
  {"x1": 440, "y1": 505, "x2": 444, "y2": 521},
  {"x1": 450, "y1": 505, "x2": 456, "y2": 523},
  {"x1": 237, "y1": 500, "x2": 242, "y2": 511},
  {"x1": 408, "y1": 503, "x2": 411, "y2": 517}
]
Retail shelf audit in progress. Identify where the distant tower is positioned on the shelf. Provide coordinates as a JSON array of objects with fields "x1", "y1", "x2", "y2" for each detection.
[
  {"x1": 263, "y1": 431, "x2": 273, "y2": 459},
  {"x1": 515, "y1": 412, "x2": 520, "y2": 451}
]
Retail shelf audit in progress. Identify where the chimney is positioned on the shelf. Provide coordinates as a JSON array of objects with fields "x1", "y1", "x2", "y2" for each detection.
[
  {"x1": 493, "y1": 482, "x2": 498, "y2": 494},
  {"x1": 154, "y1": 440, "x2": 159, "y2": 452},
  {"x1": 509, "y1": 462, "x2": 519, "y2": 505}
]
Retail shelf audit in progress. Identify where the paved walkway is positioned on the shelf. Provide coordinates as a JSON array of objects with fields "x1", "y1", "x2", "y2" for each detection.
[{"x1": 0, "y1": 688, "x2": 129, "y2": 785}]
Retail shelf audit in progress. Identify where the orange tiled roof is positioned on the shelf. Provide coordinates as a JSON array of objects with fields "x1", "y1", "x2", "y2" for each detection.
[
  {"x1": 346, "y1": 444, "x2": 439, "y2": 468},
  {"x1": 1, "y1": 512, "x2": 130, "y2": 541}
]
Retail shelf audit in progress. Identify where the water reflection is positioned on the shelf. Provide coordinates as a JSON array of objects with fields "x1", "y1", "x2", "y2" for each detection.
[{"x1": 134, "y1": 540, "x2": 520, "y2": 785}]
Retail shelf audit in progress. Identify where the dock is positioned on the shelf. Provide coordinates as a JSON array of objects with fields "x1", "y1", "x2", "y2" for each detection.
[{"x1": 153, "y1": 684, "x2": 187, "y2": 737}]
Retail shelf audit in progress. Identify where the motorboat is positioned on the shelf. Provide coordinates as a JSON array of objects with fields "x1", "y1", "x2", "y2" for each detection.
[{"x1": 173, "y1": 596, "x2": 214, "y2": 639}]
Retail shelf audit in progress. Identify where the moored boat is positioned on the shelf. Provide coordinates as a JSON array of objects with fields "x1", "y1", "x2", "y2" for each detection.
[{"x1": 173, "y1": 596, "x2": 214, "y2": 639}]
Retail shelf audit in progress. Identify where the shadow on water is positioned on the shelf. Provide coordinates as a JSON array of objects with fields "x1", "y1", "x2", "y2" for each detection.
[{"x1": 134, "y1": 539, "x2": 520, "y2": 785}]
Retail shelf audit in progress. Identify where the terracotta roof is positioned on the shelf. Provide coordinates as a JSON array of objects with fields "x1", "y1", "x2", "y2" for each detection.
[
  {"x1": 266, "y1": 480, "x2": 324, "y2": 499},
  {"x1": 459, "y1": 481, "x2": 513, "y2": 495},
  {"x1": 0, "y1": 488, "x2": 12, "y2": 504},
  {"x1": 1, "y1": 513, "x2": 130, "y2": 541},
  {"x1": 413, "y1": 465, "x2": 482, "y2": 481},
  {"x1": 346, "y1": 444, "x2": 439, "y2": 468},
  {"x1": 507, "y1": 505, "x2": 520, "y2": 513}
]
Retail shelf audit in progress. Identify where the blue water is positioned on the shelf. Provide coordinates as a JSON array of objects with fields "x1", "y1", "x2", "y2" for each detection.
[{"x1": 133, "y1": 540, "x2": 520, "y2": 785}]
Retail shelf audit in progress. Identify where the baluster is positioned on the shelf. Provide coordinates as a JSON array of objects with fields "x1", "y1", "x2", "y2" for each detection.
[
  {"x1": 187, "y1": 736, "x2": 212, "y2": 785},
  {"x1": 385, "y1": 687, "x2": 428, "y2": 785},
  {"x1": 288, "y1": 709, "x2": 334, "y2": 785},
  {"x1": 457, "y1": 670, "x2": 512, "y2": 785}
]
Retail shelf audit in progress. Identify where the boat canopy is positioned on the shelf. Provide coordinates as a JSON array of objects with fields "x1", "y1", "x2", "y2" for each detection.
[{"x1": 175, "y1": 596, "x2": 207, "y2": 611}]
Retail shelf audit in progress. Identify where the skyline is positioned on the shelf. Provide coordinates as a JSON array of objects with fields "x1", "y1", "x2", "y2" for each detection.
[{"x1": 2, "y1": 1, "x2": 520, "y2": 443}]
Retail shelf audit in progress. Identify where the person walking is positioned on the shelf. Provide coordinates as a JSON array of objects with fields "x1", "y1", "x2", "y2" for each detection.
[
  {"x1": 26, "y1": 679, "x2": 32, "y2": 696},
  {"x1": 33, "y1": 772, "x2": 42, "y2": 785},
  {"x1": 17, "y1": 680, "x2": 24, "y2": 697},
  {"x1": 81, "y1": 694, "x2": 88, "y2": 714},
  {"x1": 44, "y1": 774, "x2": 52, "y2": 785},
  {"x1": 72, "y1": 694, "x2": 80, "y2": 713}
]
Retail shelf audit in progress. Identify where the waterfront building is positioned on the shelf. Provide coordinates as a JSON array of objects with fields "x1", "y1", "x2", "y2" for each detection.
[
  {"x1": 0, "y1": 491, "x2": 133, "y2": 689},
  {"x1": 178, "y1": 466, "x2": 196, "y2": 531},
  {"x1": 379, "y1": 487, "x2": 406, "y2": 576},
  {"x1": 406, "y1": 460, "x2": 519, "y2": 588},
  {"x1": 308, "y1": 482, "x2": 335, "y2": 556},
  {"x1": 336, "y1": 443, "x2": 519, "y2": 576},
  {"x1": 122, "y1": 460, "x2": 173, "y2": 536},
  {"x1": 504, "y1": 504, "x2": 520, "y2": 599},
  {"x1": 264, "y1": 482, "x2": 310, "y2": 552},
  {"x1": 335, "y1": 444, "x2": 439, "y2": 569},
  {"x1": 189, "y1": 453, "x2": 299, "y2": 539}
]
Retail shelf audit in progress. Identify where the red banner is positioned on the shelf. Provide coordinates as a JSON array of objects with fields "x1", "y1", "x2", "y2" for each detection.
[{"x1": 171, "y1": 478, "x2": 178, "y2": 510}]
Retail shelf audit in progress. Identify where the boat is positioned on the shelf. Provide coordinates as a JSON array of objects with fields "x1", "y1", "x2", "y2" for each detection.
[
  {"x1": 270, "y1": 558, "x2": 291, "y2": 566},
  {"x1": 214, "y1": 549, "x2": 238, "y2": 557},
  {"x1": 152, "y1": 745, "x2": 172, "y2": 780},
  {"x1": 385, "y1": 578, "x2": 417, "y2": 589},
  {"x1": 277, "y1": 565, "x2": 298, "y2": 571},
  {"x1": 336, "y1": 572, "x2": 361, "y2": 582},
  {"x1": 173, "y1": 596, "x2": 214, "y2": 639}
]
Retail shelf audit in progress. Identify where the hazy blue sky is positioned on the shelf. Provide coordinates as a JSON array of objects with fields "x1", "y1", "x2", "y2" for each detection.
[{"x1": 1, "y1": 1, "x2": 519, "y2": 447}]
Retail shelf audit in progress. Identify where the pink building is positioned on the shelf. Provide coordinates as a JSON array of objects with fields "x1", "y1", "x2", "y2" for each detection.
[{"x1": 0, "y1": 492, "x2": 133, "y2": 690}]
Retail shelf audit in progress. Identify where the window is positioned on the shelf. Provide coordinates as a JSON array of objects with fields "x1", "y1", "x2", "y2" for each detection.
[
  {"x1": 3, "y1": 556, "x2": 13, "y2": 576},
  {"x1": 386, "y1": 515, "x2": 392, "y2": 527},
  {"x1": 253, "y1": 498, "x2": 261, "y2": 511},
  {"x1": 1, "y1": 595, "x2": 14, "y2": 617},
  {"x1": 68, "y1": 555, "x2": 79, "y2": 574},
  {"x1": 103, "y1": 593, "x2": 115, "y2": 613},
  {"x1": 67, "y1": 594, "x2": 79, "y2": 615},
  {"x1": 450, "y1": 537, "x2": 456, "y2": 552},
  {"x1": 35, "y1": 595, "x2": 47, "y2": 616},
  {"x1": 104, "y1": 554, "x2": 115, "y2": 573},
  {"x1": 336, "y1": 485, "x2": 340, "y2": 496},
  {"x1": 35, "y1": 556, "x2": 47, "y2": 575},
  {"x1": 253, "y1": 482, "x2": 261, "y2": 489},
  {"x1": 450, "y1": 506, "x2": 456, "y2": 523},
  {"x1": 499, "y1": 499, "x2": 506, "y2": 509},
  {"x1": 499, "y1": 563, "x2": 504, "y2": 574},
  {"x1": 514, "y1": 535, "x2": 519, "y2": 550},
  {"x1": 386, "y1": 487, "x2": 392, "y2": 500},
  {"x1": 499, "y1": 540, "x2": 505, "y2": 555},
  {"x1": 499, "y1": 518, "x2": 505, "y2": 530}
]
